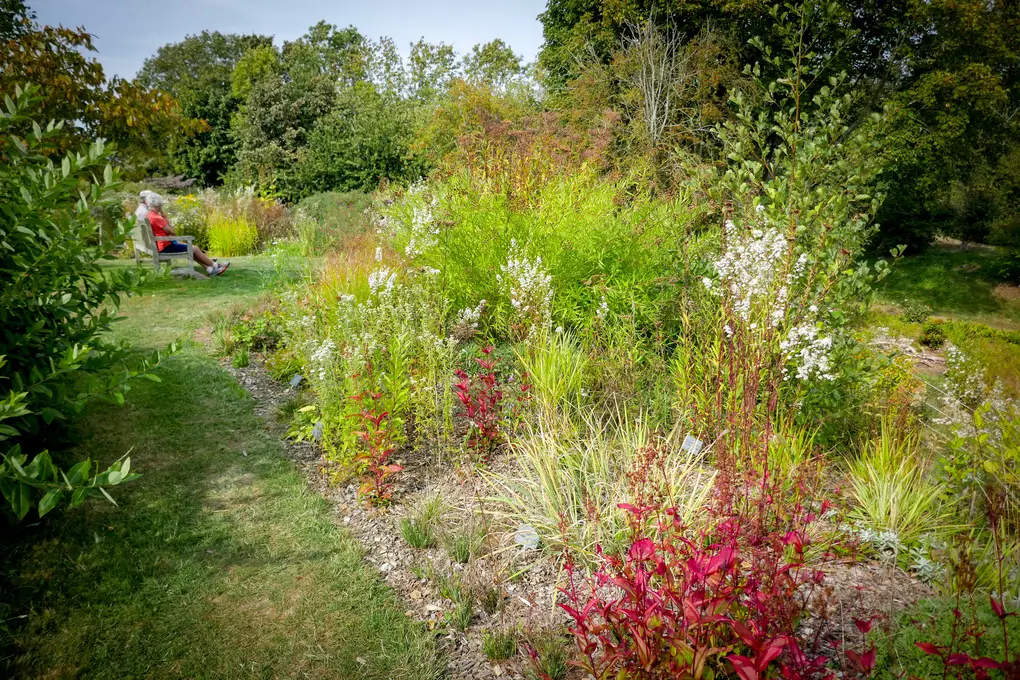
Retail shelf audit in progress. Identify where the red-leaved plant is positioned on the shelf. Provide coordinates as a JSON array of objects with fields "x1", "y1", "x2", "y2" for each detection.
[
  {"x1": 533, "y1": 437, "x2": 850, "y2": 680},
  {"x1": 349, "y1": 389, "x2": 403, "y2": 504},
  {"x1": 453, "y1": 346, "x2": 530, "y2": 459},
  {"x1": 555, "y1": 498, "x2": 833, "y2": 680},
  {"x1": 912, "y1": 491, "x2": 1017, "y2": 680}
]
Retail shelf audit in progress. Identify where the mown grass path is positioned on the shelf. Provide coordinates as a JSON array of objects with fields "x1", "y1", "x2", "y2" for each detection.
[{"x1": 1, "y1": 260, "x2": 442, "y2": 679}]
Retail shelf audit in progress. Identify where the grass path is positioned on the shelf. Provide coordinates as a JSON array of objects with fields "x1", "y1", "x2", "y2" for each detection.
[{"x1": 1, "y1": 260, "x2": 442, "y2": 679}]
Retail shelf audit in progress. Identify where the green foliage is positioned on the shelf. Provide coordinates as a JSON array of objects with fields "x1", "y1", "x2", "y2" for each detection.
[
  {"x1": 297, "y1": 82, "x2": 425, "y2": 195},
  {"x1": 902, "y1": 300, "x2": 932, "y2": 324},
  {"x1": 295, "y1": 190, "x2": 374, "y2": 253},
  {"x1": 138, "y1": 31, "x2": 272, "y2": 185},
  {"x1": 444, "y1": 525, "x2": 483, "y2": 564},
  {"x1": 231, "y1": 347, "x2": 250, "y2": 368},
  {"x1": 232, "y1": 311, "x2": 281, "y2": 352},
  {"x1": 523, "y1": 630, "x2": 569, "y2": 680},
  {"x1": 0, "y1": 87, "x2": 181, "y2": 518},
  {"x1": 516, "y1": 330, "x2": 587, "y2": 423},
  {"x1": 462, "y1": 39, "x2": 524, "y2": 91},
  {"x1": 919, "y1": 321, "x2": 946, "y2": 349},
  {"x1": 207, "y1": 209, "x2": 257, "y2": 256},
  {"x1": 400, "y1": 494, "x2": 446, "y2": 549},
  {"x1": 847, "y1": 425, "x2": 957, "y2": 553},
  {"x1": 872, "y1": 598, "x2": 1020, "y2": 680},
  {"x1": 482, "y1": 627, "x2": 517, "y2": 661}
]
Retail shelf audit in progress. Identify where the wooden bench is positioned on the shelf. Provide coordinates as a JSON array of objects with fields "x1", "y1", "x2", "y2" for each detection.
[{"x1": 129, "y1": 216, "x2": 204, "y2": 278}]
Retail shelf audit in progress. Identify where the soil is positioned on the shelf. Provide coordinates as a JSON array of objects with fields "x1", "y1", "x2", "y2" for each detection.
[
  {"x1": 223, "y1": 351, "x2": 933, "y2": 679},
  {"x1": 993, "y1": 283, "x2": 1020, "y2": 302}
]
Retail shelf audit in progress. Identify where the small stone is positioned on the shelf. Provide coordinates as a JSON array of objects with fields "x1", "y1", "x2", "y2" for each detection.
[
  {"x1": 493, "y1": 664, "x2": 503, "y2": 676},
  {"x1": 514, "y1": 524, "x2": 540, "y2": 550}
]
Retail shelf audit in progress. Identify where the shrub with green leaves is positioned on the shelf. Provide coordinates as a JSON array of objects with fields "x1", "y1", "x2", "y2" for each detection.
[{"x1": 0, "y1": 84, "x2": 171, "y2": 520}]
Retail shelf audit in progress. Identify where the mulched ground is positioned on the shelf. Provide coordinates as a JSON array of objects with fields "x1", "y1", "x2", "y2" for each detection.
[{"x1": 225, "y1": 354, "x2": 932, "y2": 679}]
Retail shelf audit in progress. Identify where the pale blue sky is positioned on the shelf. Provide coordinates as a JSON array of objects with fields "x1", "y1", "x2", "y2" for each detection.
[{"x1": 32, "y1": 0, "x2": 548, "y2": 79}]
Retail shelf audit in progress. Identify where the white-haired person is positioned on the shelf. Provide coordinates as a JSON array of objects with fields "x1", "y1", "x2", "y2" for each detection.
[
  {"x1": 135, "y1": 190, "x2": 153, "y2": 229},
  {"x1": 146, "y1": 194, "x2": 229, "y2": 276}
]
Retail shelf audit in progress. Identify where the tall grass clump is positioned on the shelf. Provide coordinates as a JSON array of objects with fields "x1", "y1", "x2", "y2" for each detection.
[
  {"x1": 484, "y1": 414, "x2": 714, "y2": 561},
  {"x1": 848, "y1": 424, "x2": 957, "y2": 552},
  {"x1": 207, "y1": 209, "x2": 258, "y2": 257}
]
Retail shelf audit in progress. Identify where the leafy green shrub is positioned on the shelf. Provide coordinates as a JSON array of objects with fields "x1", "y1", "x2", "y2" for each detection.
[
  {"x1": 0, "y1": 85, "x2": 169, "y2": 519},
  {"x1": 208, "y1": 209, "x2": 258, "y2": 256},
  {"x1": 902, "y1": 300, "x2": 932, "y2": 324},
  {"x1": 233, "y1": 311, "x2": 281, "y2": 352},
  {"x1": 919, "y1": 321, "x2": 946, "y2": 348},
  {"x1": 482, "y1": 628, "x2": 517, "y2": 661}
]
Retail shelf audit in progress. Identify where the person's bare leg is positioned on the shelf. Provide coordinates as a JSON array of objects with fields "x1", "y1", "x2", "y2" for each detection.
[{"x1": 192, "y1": 247, "x2": 215, "y2": 269}]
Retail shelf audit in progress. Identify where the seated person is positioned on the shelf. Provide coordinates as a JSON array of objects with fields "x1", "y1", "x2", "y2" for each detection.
[{"x1": 146, "y1": 194, "x2": 229, "y2": 276}]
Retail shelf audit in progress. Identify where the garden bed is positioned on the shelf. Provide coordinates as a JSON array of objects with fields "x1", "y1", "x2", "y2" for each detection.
[{"x1": 226, "y1": 355, "x2": 934, "y2": 680}]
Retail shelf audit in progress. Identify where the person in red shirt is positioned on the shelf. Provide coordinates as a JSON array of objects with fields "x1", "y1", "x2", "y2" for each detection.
[{"x1": 147, "y1": 194, "x2": 229, "y2": 276}]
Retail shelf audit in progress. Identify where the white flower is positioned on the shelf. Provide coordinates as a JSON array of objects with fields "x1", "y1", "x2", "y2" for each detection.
[
  {"x1": 781, "y1": 323, "x2": 834, "y2": 381},
  {"x1": 368, "y1": 268, "x2": 397, "y2": 296},
  {"x1": 497, "y1": 240, "x2": 553, "y2": 341},
  {"x1": 375, "y1": 246, "x2": 382, "y2": 262},
  {"x1": 596, "y1": 295, "x2": 609, "y2": 319}
]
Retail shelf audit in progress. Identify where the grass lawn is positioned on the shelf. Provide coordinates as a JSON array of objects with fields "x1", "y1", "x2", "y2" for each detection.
[
  {"x1": 875, "y1": 243, "x2": 1020, "y2": 327},
  {"x1": 0, "y1": 260, "x2": 443, "y2": 679}
]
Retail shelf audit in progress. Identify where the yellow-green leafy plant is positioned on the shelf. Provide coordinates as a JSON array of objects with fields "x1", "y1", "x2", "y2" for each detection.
[
  {"x1": 483, "y1": 412, "x2": 714, "y2": 561},
  {"x1": 207, "y1": 209, "x2": 258, "y2": 256},
  {"x1": 848, "y1": 424, "x2": 957, "y2": 552}
]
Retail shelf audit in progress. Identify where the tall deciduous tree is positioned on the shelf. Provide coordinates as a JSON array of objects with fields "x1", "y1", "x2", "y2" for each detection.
[
  {"x1": 138, "y1": 31, "x2": 272, "y2": 185},
  {"x1": 0, "y1": 21, "x2": 205, "y2": 176}
]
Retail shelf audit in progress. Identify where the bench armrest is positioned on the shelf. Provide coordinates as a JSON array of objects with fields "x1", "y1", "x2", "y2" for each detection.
[{"x1": 154, "y1": 236, "x2": 194, "y2": 242}]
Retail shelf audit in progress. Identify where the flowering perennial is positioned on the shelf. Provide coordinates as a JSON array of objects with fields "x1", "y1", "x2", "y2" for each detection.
[{"x1": 497, "y1": 240, "x2": 553, "y2": 341}]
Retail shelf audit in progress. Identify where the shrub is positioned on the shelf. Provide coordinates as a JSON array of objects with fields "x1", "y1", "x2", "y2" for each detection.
[
  {"x1": 919, "y1": 321, "x2": 946, "y2": 349},
  {"x1": 233, "y1": 310, "x2": 282, "y2": 352},
  {"x1": 349, "y1": 388, "x2": 403, "y2": 504},
  {"x1": 0, "y1": 85, "x2": 168, "y2": 519},
  {"x1": 208, "y1": 209, "x2": 258, "y2": 256},
  {"x1": 902, "y1": 300, "x2": 932, "y2": 324},
  {"x1": 555, "y1": 495, "x2": 832, "y2": 680}
]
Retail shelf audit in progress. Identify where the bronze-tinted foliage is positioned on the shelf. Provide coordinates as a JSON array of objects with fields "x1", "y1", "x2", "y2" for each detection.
[
  {"x1": 0, "y1": 21, "x2": 206, "y2": 173},
  {"x1": 420, "y1": 80, "x2": 616, "y2": 206}
]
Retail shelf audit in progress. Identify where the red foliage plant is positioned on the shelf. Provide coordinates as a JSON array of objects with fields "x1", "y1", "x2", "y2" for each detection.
[
  {"x1": 349, "y1": 389, "x2": 403, "y2": 504},
  {"x1": 453, "y1": 346, "x2": 530, "y2": 459},
  {"x1": 546, "y1": 443, "x2": 849, "y2": 680}
]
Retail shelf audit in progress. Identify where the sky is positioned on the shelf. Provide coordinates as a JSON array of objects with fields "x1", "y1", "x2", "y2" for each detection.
[{"x1": 32, "y1": 0, "x2": 549, "y2": 79}]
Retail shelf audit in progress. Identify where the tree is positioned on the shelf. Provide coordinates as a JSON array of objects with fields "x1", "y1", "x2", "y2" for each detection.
[
  {"x1": 408, "y1": 39, "x2": 458, "y2": 103},
  {"x1": 0, "y1": 0, "x2": 32, "y2": 40},
  {"x1": 874, "y1": 0, "x2": 1020, "y2": 250},
  {"x1": 138, "y1": 31, "x2": 272, "y2": 185},
  {"x1": 229, "y1": 23, "x2": 374, "y2": 199},
  {"x1": 462, "y1": 39, "x2": 524, "y2": 91},
  {"x1": 0, "y1": 22, "x2": 205, "y2": 175},
  {"x1": 297, "y1": 82, "x2": 423, "y2": 195}
]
